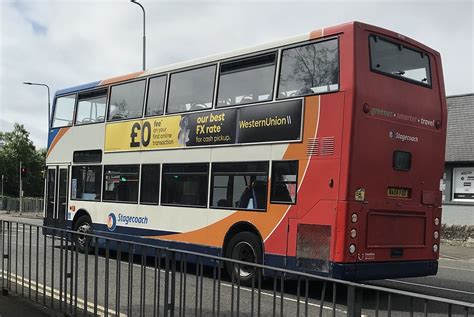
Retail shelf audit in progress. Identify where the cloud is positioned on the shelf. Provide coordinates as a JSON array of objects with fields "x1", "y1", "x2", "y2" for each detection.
[{"x1": 0, "y1": 0, "x2": 473, "y2": 147}]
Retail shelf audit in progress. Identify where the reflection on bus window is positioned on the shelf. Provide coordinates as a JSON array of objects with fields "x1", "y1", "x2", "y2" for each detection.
[
  {"x1": 211, "y1": 162, "x2": 268, "y2": 211},
  {"x1": 140, "y1": 164, "x2": 160, "y2": 204},
  {"x1": 161, "y1": 164, "x2": 209, "y2": 207},
  {"x1": 145, "y1": 76, "x2": 167, "y2": 117},
  {"x1": 108, "y1": 80, "x2": 146, "y2": 121},
  {"x1": 278, "y1": 39, "x2": 339, "y2": 99},
  {"x1": 71, "y1": 165, "x2": 102, "y2": 201},
  {"x1": 167, "y1": 65, "x2": 216, "y2": 114},
  {"x1": 75, "y1": 89, "x2": 107, "y2": 125},
  {"x1": 103, "y1": 165, "x2": 139, "y2": 203},
  {"x1": 369, "y1": 35, "x2": 431, "y2": 86},
  {"x1": 217, "y1": 53, "x2": 276, "y2": 107},
  {"x1": 52, "y1": 94, "x2": 76, "y2": 128},
  {"x1": 271, "y1": 161, "x2": 298, "y2": 204}
]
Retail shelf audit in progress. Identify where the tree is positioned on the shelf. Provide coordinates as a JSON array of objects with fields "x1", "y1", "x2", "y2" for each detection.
[{"x1": 0, "y1": 124, "x2": 46, "y2": 197}]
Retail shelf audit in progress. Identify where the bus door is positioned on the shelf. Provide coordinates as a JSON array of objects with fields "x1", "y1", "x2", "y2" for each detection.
[{"x1": 44, "y1": 165, "x2": 69, "y2": 229}]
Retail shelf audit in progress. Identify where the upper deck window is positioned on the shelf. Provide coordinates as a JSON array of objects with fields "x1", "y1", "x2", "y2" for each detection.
[
  {"x1": 145, "y1": 75, "x2": 167, "y2": 117},
  {"x1": 52, "y1": 94, "x2": 76, "y2": 128},
  {"x1": 278, "y1": 39, "x2": 339, "y2": 99},
  {"x1": 369, "y1": 35, "x2": 431, "y2": 86},
  {"x1": 167, "y1": 65, "x2": 216, "y2": 114},
  {"x1": 108, "y1": 80, "x2": 146, "y2": 121},
  {"x1": 217, "y1": 53, "x2": 276, "y2": 107},
  {"x1": 75, "y1": 89, "x2": 107, "y2": 125}
]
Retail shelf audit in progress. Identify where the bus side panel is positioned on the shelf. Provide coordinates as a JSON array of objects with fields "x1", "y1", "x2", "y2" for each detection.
[{"x1": 266, "y1": 92, "x2": 345, "y2": 268}]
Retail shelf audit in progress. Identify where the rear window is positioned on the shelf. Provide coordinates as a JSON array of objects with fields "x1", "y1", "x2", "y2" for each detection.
[{"x1": 369, "y1": 35, "x2": 431, "y2": 86}]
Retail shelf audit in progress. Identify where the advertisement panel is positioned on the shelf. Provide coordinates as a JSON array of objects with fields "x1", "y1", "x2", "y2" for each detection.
[
  {"x1": 104, "y1": 100, "x2": 303, "y2": 152},
  {"x1": 183, "y1": 109, "x2": 237, "y2": 146},
  {"x1": 453, "y1": 167, "x2": 474, "y2": 200},
  {"x1": 237, "y1": 100, "x2": 302, "y2": 143}
]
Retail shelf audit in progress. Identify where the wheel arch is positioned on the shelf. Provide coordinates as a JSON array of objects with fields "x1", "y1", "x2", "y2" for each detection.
[
  {"x1": 222, "y1": 221, "x2": 264, "y2": 257},
  {"x1": 71, "y1": 209, "x2": 92, "y2": 229}
]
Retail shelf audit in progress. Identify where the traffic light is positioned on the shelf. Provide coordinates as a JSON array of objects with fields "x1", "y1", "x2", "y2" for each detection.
[{"x1": 21, "y1": 167, "x2": 28, "y2": 178}]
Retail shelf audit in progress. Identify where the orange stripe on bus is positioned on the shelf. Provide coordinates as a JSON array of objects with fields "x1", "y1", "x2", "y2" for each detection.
[
  {"x1": 99, "y1": 71, "x2": 145, "y2": 86},
  {"x1": 309, "y1": 28, "x2": 323, "y2": 40},
  {"x1": 46, "y1": 127, "x2": 70, "y2": 158},
  {"x1": 149, "y1": 97, "x2": 320, "y2": 247}
]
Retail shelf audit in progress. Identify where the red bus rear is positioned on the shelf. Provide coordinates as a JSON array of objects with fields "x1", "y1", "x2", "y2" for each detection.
[{"x1": 275, "y1": 22, "x2": 446, "y2": 280}]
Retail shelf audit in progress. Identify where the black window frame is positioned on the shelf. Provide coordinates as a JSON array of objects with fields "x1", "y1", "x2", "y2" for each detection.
[
  {"x1": 165, "y1": 64, "x2": 217, "y2": 115},
  {"x1": 107, "y1": 79, "x2": 147, "y2": 122},
  {"x1": 277, "y1": 37, "x2": 340, "y2": 101},
  {"x1": 145, "y1": 75, "x2": 168, "y2": 118},
  {"x1": 161, "y1": 163, "x2": 210, "y2": 208},
  {"x1": 140, "y1": 164, "x2": 161, "y2": 205},
  {"x1": 270, "y1": 160, "x2": 298, "y2": 204},
  {"x1": 368, "y1": 34, "x2": 432, "y2": 88},
  {"x1": 70, "y1": 164, "x2": 102, "y2": 202},
  {"x1": 51, "y1": 94, "x2": 77, "y2": 129},
  {"x1": 216, "y1": 52, "x2": 277, "y2": 108},
  {"x1": 210, "y1": 161, "x2": 269, "y2": 212},
  {"x1": 102, "y1": 164, "x2": 140, "y2": 204},
  {"x1": 74, "y1": 88, "x2": 108, "y2": 126}
]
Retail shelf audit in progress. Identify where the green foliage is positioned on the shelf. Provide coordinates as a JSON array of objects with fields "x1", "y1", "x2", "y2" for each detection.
[{"x1": 0, "y1": 123, "x2": 46, "y2": 197}]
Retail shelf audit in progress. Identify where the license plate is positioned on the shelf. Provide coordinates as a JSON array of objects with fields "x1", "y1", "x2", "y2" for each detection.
[{"x1": 387, "y1": 187, "x2": 411, "y2": 198}]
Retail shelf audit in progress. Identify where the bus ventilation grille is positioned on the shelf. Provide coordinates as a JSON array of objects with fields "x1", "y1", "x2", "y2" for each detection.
[
  {"x1": 296, "y1": 224, "x2": 330, "y2": 273},
  {"x1": 307, "y1": 138, "x2": 319, "y2": 156},
  {"x1": 307, "y1": 137, "x2": 334, "y2": 156}
]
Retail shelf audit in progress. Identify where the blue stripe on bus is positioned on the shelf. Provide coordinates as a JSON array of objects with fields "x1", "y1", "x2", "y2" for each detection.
[
  {"x1": 54, "y1": 80, "x2": 101, "y2": 96},
  {"x1": 48, "y1": 128, "x2": 60, "y2": 149}
]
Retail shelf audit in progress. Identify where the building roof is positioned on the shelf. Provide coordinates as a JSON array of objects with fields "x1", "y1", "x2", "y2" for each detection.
[{"x1": 446, "y1": 93, "x2": 474, "y2": 162}]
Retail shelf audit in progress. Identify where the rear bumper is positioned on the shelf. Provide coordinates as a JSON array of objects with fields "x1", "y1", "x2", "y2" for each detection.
[{"x1": 332, "y1": 259, "x2": 438, "y2": 281}]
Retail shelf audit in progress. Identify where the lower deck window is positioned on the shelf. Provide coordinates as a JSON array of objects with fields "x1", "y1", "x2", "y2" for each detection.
[
  {"x1": 161, "y1": 163, "x2": 209, "y2": 207},
  {"x1": 71, "y1": 165, "x2": 102, "y2": 201},
  {"x1": 140, "y1": 164, "x2": 160, "y2": 204},
  {"x1": 211, "y1": 162, "x2": 268, "y2": 210},
  {"x1": 271, "y1": 161, "x2": 298, "y2": 204},
  {"x1": 103, "y1": 165, "x2": 139, "y2": 203}
]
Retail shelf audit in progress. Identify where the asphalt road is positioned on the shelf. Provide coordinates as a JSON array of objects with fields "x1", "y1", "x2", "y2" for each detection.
[{"x1": 0, "y1": 214, "x2": 473, "y2": 316}]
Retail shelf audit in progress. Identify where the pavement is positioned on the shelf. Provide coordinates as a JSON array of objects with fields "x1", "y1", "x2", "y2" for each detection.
[{"x1": 0, "y1": 289, "x2": 62, "y2": 317}]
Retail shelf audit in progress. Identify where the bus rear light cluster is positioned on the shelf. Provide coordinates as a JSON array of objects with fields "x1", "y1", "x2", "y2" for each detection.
[
  {"x1": 351, "y1": 213, "x2": 358, "y2": 223},
  {"x1": 433, "y1": 244, "x2": 438, "y2": 253},
  {"x1": 349, "y1": 244, "x2": 356, "y2": 254},
  {"x1": 433, "y1": 231, "x2": 439, "y2": 239},
  {"x1": 434, "y1": 217, "x2": 440, "y2": 226},
  {"x1": 350, "y1": 228, "x2": 357, "y2": 239}
]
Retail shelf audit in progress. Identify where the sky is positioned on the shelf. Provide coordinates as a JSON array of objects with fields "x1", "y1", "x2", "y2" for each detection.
[{"x1": 0, "y1": 0, "x2": 473, "y2": 148}]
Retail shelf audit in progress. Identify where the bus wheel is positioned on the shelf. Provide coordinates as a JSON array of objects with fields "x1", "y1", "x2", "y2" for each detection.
[
  {"x1": 225, "y1": 232, "x2": 262, "y2": 286},
  {"x1": 74, "y1": 215, "x2": 93, "y2": 253}
]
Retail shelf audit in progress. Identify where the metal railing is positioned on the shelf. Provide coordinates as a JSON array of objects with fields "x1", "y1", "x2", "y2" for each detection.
[
  {"x1": 0, "y1": 197, "x2": 44, "y2": 214},
  {"x1": 1, "y1": 220, "x2": 472, "y2": 316}
]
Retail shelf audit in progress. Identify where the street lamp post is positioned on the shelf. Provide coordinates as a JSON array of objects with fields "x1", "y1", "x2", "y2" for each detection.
[
  {"x1": 130, "y1": 0, "x2": 146, "y2": 70},
  {"x1": 23, "y1": 82, "x2": 51, "y2": 130}
]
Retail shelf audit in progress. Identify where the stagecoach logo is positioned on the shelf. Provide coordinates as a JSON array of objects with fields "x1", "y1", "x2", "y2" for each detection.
[
  {"x1": 389, "y1": 130, "x2": 419, "y2": 143},
  {"x1": 107, "y1": 213, "x2": 117, "y2": 231}
]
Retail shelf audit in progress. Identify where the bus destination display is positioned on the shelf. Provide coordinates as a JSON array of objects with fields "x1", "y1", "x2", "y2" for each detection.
[{"x1": 104, "y1": 100, "x2": 302, "y2": 152}]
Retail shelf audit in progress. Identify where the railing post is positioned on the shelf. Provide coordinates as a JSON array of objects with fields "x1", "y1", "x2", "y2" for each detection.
[
  {"x1": 347, "y1": 285, "x2": 362, "y2": 317},
  {"x1": 170, "y1": 250, "x2": 176, "y2": 316},
  {"x1": 1, "y1": 220, "x2": 8, "y2": 295}
]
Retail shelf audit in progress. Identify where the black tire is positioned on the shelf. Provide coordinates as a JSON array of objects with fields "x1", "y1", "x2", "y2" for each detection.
[
  {"x1": 73, "y1": 215, "x2": 93, "y2": 253},
  {"x1": 225, "y1": 231, "x2": 262, "y2": 286}
]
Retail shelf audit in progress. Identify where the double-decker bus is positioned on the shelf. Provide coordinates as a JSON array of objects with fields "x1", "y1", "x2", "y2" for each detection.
[{"x1": 44, "y1": 21, "x2": 447, "y2": 282}]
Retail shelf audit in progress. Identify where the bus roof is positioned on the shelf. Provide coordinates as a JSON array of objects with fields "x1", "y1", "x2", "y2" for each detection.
[
  {"x1": 54, "y1": 21, "x2": 437, "y2": 97},
  {"x1": 54, "y1": 25, "x2": 327, "y2": 96}
]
